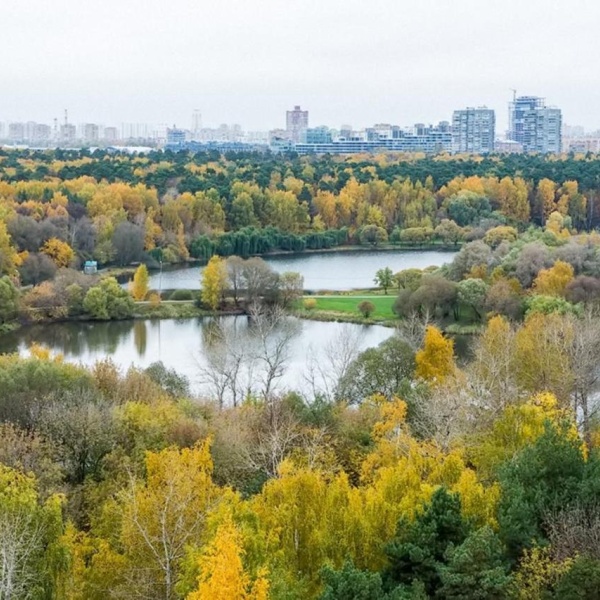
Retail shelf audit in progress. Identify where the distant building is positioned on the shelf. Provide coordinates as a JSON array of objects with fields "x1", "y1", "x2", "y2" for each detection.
[
  {"x1": 9, "y1": 122, "x2": 25, "y2": 142},
  {"x1": 563, "y1": 124, "x2": 585, "y2": 139},
  {"x1": 366, "y1": 124, "x2": 396, "y2": 141},
  {"x1": 104, "y1": 127, "x2": 119, "y2": 141},
  {"x1": 121, "y1": 122, "x2": 151, "y2": 141},
  {"x1": 153, "y1": 124, "x2": 169, "y2": 144},
  {"x1": 286, "y1": 105, "x2": 309, "y2": 143},
  {"x1": 508, "y1": 95, "x2": 562, "y2": 153},
  {"x1": 191, "y1": 109, "x2": 202, "y2": 140},
  {"x1": 494, "y1": 139, "x2": 523, "y2": 153},
  {"x1": 292, "y1": 124, "x2": 452, "y2": 155},
  {"x1": 566, "y1": 138, "x2": 600, "y2": 153},
  {"x1": 33, "y1": 123, "x2": 51, "y2": 142},
  {"x1": 21, "y1": 121, "x2": 52, "y2": 144},
  {"x1": 302, "y1": 127, "x2": 333, "y2": 144},
  {"x1": 269, "y1": 128, "x2": 289, "y2": 142},
  {"x1": 83, "y1": 123, "x2": 99, "y2": 143},
  {"x1": 244, "y1": 130, "x2": 270, "y2": 144},
  {"x1": 452, "y1": 107, "x2": 495, "y2": 153},
  {"x1": 60, "y1": 123, "x2": 76, "y2": 143},
  {"x1": 166, "y1": 127, "x2": 186, "y2": 145},
  {"x1": 437, "y1": 121, "x2": 451, "y2": 133},
  {"x1": 340, "y1": 124, "x2": 352, "y2": 139}
]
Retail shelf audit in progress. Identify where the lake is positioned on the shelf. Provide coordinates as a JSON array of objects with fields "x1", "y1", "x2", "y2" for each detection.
[
  {"x1": 0, "y1": 317, "x2": 394, "y2": 400},
  {"x1": 148, "y1": 249, "x2": 457, "y2": 291}
]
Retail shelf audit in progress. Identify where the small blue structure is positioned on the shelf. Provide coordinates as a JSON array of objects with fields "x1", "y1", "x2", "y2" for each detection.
[{"x1": 83, "y1": 260, "x2": 98, "y2": 275}]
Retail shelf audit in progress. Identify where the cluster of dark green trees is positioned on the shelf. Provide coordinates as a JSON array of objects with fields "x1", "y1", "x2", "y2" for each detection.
[
  {"x1": 5, "y1": 147, "x2": 600, "y2": 199},
  {"x1": 189, "y1": 227, "x2": 348, "y2": 261}
]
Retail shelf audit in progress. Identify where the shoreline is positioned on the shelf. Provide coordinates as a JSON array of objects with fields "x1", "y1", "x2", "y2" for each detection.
[
  {"x1": 0, "y1": 298, "x2": 482, "y2": 340},
  {"x1": 104, "y1": 242, "x2": 460, "y2": 279}
]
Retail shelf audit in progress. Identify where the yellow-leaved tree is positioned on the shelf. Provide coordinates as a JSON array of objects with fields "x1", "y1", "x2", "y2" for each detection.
[
  {"x1": 532, "y1": 260, "x2": 574, "y2": 297},
  {"x1": 41, "y1": 237, "x2": 75, "y2": 268},
  {"x1": 0, "y1": 464, "x2": 64, "y2": 598},
  {"x1": 0, "y1": 220, "x2": 18, "y2": 275},
  {"x1": 513, "y1": 313, "x2": 574, "y2": 405},
  {"x1": 201, "y1": 256, "x2": 227, "y2": 310},
  {"x1": 513, "y1": 546, "x2": 573, "y2": 600},
  {"x1": 118, "y1": 441, "x2": 221, "y2": 600},
  {"x1": 187, "y1": 517, "x2": 270, "y2": 600},
  {"x1": 129, "y1": 264, "x2": 150, "y2": 301},
  {"x1": 469, "y1": 392, "x2": 572, "y2": 481},
  {"x1": 415, "y1": 325, "x2": 456, "y2": 384}
]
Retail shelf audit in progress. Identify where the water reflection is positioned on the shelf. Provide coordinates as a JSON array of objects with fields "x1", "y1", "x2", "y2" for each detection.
[
  {"x1": 133, "y1": 320, "x2": 147, "y2": 356},
  {"x1": 0, "y1": 317, "x2": 393, "y2": 398}
]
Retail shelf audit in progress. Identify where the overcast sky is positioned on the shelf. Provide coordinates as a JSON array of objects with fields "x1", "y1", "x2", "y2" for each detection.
[{"x1": 2, "y1": 0, "x2": 599, "y2": 133}]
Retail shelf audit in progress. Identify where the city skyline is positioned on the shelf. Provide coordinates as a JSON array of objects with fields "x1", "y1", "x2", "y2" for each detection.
[
  {"x1": 0, "y1": 96, "x2": 583, "y2": 140},
  {"x1": 2, "y1": 0, "x2": 600, "y2": 133},
  {"x1": 1, "y1": 97, "x2": 587, "y2": 156}
]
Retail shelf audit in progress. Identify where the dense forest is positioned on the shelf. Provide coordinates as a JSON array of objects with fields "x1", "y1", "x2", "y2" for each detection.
[
  {"x1": 0, "y1": 148, "x2": 599, "y2": 279},
  {"x1": 1, "y1": 313, "x2": 600, "y2": 598},
  {"x1": 4, "y1": 149, "x2": 600, "y2": 598}
]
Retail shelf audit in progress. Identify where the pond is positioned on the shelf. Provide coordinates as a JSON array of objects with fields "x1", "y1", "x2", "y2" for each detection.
[
  {"x1": 148, "y1": 249, "x2": 457, "y2": 291},
  {"x1": 0, "y1": 317, "x2": 394, "y2": 399}
]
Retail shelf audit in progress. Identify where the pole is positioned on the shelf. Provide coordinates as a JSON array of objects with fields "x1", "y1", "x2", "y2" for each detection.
[{"x1": 159, "y1": 259, "x2": 163, "y2": 297}]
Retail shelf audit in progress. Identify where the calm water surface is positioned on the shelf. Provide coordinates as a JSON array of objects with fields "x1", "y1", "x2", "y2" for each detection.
[
  {"x1": 149, "y1": 249, "x2": 456, "y2": 291},
  {"x1": 0, "y1": 317, "x2": 393, "y2": 397}
]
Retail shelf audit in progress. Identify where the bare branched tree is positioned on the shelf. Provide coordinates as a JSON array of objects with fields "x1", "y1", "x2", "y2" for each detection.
[
  {"x1": 395, "y1": 308, "x2": 433, "y2": 350},
  {"x1": 196, "y1": 318, "x2": 247, "y2": 408},
  {"x1": 247, "y1": 303, "x2": 299, "y2": 401},
  {"x1": 468, "y1": 320, "x2": 521, "y2": 413},
  {"x1": 303, "y1": 324, "x2": 362, "y2": 400},
  {"x1": 546, "y1": 504, "x2": 600, "y2": 562},
  {"x1": 412, "y1": 373, "x2": 483, "y2": 450},
  {"x1": 227, "y1": 397, "x2": 321, "y2": 480},
  {"x1": 226, "y1": 256, "x2": 245, "y2": 308},
  {"x1": 568, "y1": 309, "x2": 600, "y2": 443},
  {"x1": 0, "y1": 507, "x2": 47, "y2": 599}
]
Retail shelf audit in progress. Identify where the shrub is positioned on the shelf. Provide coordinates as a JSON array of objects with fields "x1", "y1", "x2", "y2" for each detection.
[
  {"x1": 148, "y1": 292, "x2": 161, "y2": 307},
  {"x1": 357, "y1": 300, "x2": 375, "y2": 318},
  {"x1": 170, "y1": 289, "x2": 193, "y2": 301},
  {"x1": 303, "y1": 298, "x2": 317, "y2": 310}
]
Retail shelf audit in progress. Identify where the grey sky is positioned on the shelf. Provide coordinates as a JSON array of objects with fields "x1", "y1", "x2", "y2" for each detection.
[{"x1": 2, "y1": 0, "x2": 599, "y2": 132}]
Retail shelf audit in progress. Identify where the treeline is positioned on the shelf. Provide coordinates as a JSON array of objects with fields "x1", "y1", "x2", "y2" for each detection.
[
  {"x1": 4, "y1": 147, "x2": 600, "y2": 192},
  {"x1": 1, "y1": 308, "x2": 600, "y2": 597}
]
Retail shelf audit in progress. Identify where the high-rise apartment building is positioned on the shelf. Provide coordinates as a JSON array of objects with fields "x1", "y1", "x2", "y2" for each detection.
[
  {"x1": 191, "y1": 109, "x2": 202, "y2": 140},
  {"x1": 60, "y1": 123, "x2": 76, "y2": 143},
  {"x1": 452, "y1": 107, "x2": 495, "y2": 153},
  {"x1": 83, "y1": 123, "x2": 99, "y2": 143},
  {"x1": 32, "y1": 123, "x2": 51, "y2": 143},
  {"x1": 104, "y1": 127, "x2": 119, "y2": 142},
  {"x1": 286, "y1": 105, "x2": 308, "y2": 142},
  {"x1": 9, "y1": 122, "x2": 25, "y2": 142},
  {"x1": 121, "y1": 122, "x2": 152, "y2": 140},
  {"x1": 508, "y1": 96, "x2": 562, "y2": 153}
]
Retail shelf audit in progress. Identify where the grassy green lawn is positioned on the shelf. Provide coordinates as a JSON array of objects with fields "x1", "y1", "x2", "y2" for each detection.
[{"x1": 307, "y1": 295, "x2": 397, "y2": 319}]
